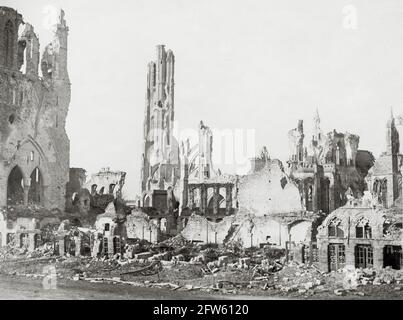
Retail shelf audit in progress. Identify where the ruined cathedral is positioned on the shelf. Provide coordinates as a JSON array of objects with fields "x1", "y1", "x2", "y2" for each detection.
[{"x1": 0, "y1": 7, "x2": 70, "y2": 210}]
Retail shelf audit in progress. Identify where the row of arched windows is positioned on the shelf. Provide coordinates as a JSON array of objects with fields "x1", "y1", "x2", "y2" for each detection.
[{"x1": 328, "y1": 217, "x2": 372, "y2": 239}]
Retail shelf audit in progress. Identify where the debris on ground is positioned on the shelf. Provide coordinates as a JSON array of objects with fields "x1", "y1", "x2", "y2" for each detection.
[{"x1": 1, "y1": 237, "x2": 403, "y2": 299}]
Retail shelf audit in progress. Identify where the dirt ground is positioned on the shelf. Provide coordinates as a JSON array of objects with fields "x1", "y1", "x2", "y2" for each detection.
[{"x1": 0, "y1": 256, "x2": 402, "y2": 300}]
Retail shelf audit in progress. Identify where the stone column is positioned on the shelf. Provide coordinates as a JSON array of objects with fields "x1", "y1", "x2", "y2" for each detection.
[
  {"x1": 75, "y1": 237, "x2": 81, "y2": 257},
  {"x1": 372, "y1": 244, "x2": 383, "y2": 270},
  {"x1": 200, "y1": 186, "x2": 207, "y2": 215},
  {"x1": 312, "y1": 170, "x2": 319, "y2": 212},
  {"x1": 108, "y1": 236, "x2": 114, "y2": 257},
  {"x1": 28, "y1": 233, "x2": 35, "y2": 252},
  {"x1": 328, "y1": 178, "x2": 335, "y2": 212},
  {"x1": 213, "y1": 186, "x2": 220, "y2": 215},
  {"x1": 345, "y1": 242, "x2": 355, "y2": 269},
  {"x1": 188, "y1": 187, "x2": 194, "y2": 210},
  {"x1": 23, "y1": 185, "x2": 30, "y2": 206},
  {"x1": 58, "y1": 238, "x2": 65, "y2": 256},
  {"x1": 91, "y1": 238, "x2": 100, "y2": 258},
  {"x1": 317, "y1": 239, "x2": 329, "y2": 271},
  {"x1": 0, "y1": 166, "x2": 7, "y2": 207},
  {"x1": 225, "y1": 185, "x2": 233, "y2": 215}
]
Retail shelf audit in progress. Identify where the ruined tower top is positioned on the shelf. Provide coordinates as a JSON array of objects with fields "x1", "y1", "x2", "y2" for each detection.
[
  {"x1": 386, "y1": 107, "x2": 400, "y2": 156},
  {"x1": 0, "y1": 6, "x2": 23, "y2": 70},
  {"x1": 141, "y1": 45, "x2": 178, "y2": 193}
]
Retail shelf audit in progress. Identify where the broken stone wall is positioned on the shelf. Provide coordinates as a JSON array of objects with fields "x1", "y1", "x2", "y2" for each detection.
[
  {"x1": 237, "y1": 160, "x2": 302, "y2": 216},
  {"x1": 84, "y1": 167, "x2": 126, "y2": 199},
  {"x1": 181, "y1": 213, "x2": 233, "y2": 244},
  {"x1": 125, "y1": 210, "x2": 160, "y2": 243},
  {"x1": 181, "y1": 212, "x2": 312, "y2": 248}
]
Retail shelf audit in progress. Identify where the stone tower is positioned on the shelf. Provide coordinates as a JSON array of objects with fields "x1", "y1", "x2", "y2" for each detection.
[
  {"x1": 141, "y1": 45, "x2": 179, "y2": 193},
  {"x1": 367, "y1": 109, "x2": 402, "y2": 208},
  {"x1": 0, "y1": 7, "x2": 70, "y2": 210}
]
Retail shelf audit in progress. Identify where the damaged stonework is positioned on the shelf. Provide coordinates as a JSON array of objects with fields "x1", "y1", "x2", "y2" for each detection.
[
  {"x1": 84, "y1": 167, "x2": 126, "y2": 199},
  {"x1": 141, "y1": 45, "x2": 179, "y2": 194},
  {"x1": 65, "y1": 167, "x2": 127, "y2": 218},
  {"x1": 365, "y1": 110, "x2": 403, "y2": 209},
  {"x1": 286, "y1": 110, "x2": 371, "y2": 214},
  {"x1": 237, "y1": 158, "x2": 302, "y2": 216},
  {"x1": 317, "y1": 198, "x2": 403, "y2": 272},
  {"x1": 181, "y1": 211, "x2": 316, "y2": 249},
  {"x1": 125, "y1": 210, "x2": 160, "y2": 243},
  {"x1": 56, "y1": 220, "x2": 94, "y2": 257},
  {"x1": 317, "y1": 111, "x2": 403, "y2": 272},
  {"x1": 0, "y1": 205, "x2": 61, "y2": 252},
  {"x1": 0, "y1": 7, "x2": 71, "y2": 210},
  {"x1": 91, "y1": 202, "x2": 123, "y2": 258}
]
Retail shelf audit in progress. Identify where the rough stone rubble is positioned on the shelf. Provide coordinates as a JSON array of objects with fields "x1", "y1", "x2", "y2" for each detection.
[{"x1": 0, "y1": 6, "x2": 402, "y2": 299}]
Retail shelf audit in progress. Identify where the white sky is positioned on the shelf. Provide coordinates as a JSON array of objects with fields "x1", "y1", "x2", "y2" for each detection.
[{"x1": 4, "y1": 0, "x2": 403, "y2": 198}]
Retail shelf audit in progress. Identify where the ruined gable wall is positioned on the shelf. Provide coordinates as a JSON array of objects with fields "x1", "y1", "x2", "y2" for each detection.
[
  {"x1": 125, "y1": 211, "x2": 159, "y2": 243},
  {"x1": 237, "y1": 160, "x2": 302, "y2": 216},
  {"x1": 181, "y1": 213, "x2": 233, "y2": 244}
]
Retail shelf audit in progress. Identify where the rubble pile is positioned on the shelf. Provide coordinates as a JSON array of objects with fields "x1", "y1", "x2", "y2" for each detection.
[{"x1": 1, "y1": 226, "x2": 403, "y2": 299}]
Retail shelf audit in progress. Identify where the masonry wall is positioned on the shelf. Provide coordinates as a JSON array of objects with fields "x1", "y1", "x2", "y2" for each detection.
[
  {"x1": 0, "y1": 8, "x2": 70, "y2": 211},
  {"x1": 125, "y1": 211, "x2": 160, "y2": 243}
]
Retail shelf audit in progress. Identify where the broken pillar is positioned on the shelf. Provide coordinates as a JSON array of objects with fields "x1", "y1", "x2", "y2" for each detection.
[
  {"x1": 58, "y1": 238, "x2": 65, "y2": 256},
  {"x1": 74, "y1": 237, "x2": 81, "y2": 257}
]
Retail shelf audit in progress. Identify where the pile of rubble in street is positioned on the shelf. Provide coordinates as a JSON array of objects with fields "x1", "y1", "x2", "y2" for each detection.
[{"x1": 1, "y1": 236, "x2": 403, "y2": 298}]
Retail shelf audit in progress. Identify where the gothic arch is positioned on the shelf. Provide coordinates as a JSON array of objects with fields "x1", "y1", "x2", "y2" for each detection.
[
  {"x1": 6, "y1": 136, "x2": 51, "y2": 187},
  {"x1": 7, "y1": 165, "x2": 25, "y2": 206}
]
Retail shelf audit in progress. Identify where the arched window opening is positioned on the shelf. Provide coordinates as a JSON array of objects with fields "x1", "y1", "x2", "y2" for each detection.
[
  {"x1": 20, "y1": 233, "x2": 28, "y2": 248},
  {"x1": 8, "y1": 113, "x2": 15, "y2": 124},
  {"x1": 356, "y1": 218, "x2": 372, "y2": 239},
  {"x1": 109, "y1": 184, "x2": 116, "y2": 194},
  {"x1": 28, "y1": 168, "x2": 43, "y2": 205},
  {"x1": 380, "y1": 179, "x2": 388, "y2": 206},
  {"x1": 99, "y1": 187, "x2": 105, "y2": 195},
  {"x1": 336, "y1": 145, "x2": 340, "y2": 165},
  {"x1": 91, "y1": 184, "x2": 97, "y2": 195},
  {"x1": 7, "y1": 166, "x2": 24, "y2": 206},
  {"x1": 4, "y1": 20, "x2": 14, "y2": 67},
  {"x1": 144, "y1": 195, "x2": 151, "y2": 208},
  {"x1": 328, "y1": 218, "x2": 344, "y2": 238}
]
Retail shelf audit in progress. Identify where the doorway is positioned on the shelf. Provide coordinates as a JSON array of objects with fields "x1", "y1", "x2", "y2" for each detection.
[
  {"x1": 355, "y1": 245, "x2": 373, "y2": 268},
  {"x1": 328, "y1": 243, "x2": 346, "y2": 271},
  {"x1": 383, "y1": 245, "x2": 402, "y2": 270}
]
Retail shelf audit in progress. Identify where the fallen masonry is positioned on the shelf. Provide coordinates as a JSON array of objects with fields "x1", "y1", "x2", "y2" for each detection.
[{"x1": 1, "y1": 235, "x2": 403, "y2": 299}]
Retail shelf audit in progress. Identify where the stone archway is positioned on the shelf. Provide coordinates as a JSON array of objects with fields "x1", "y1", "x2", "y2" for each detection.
[{"x1": 7, "y1": 166, "x2": 24, "y2": 206}]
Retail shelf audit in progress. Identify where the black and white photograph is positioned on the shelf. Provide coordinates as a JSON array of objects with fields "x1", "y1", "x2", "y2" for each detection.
[{"x1": 0, "y1": 0, "x2": 402, "y2": 307}]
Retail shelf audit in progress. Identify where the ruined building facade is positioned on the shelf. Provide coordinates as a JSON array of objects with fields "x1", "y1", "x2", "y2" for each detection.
[
  {"x1": 287, "y1": 110, "x2": 367, "y2": 214},
  {"x1": 316, "y1": 112, "x2": 403, "y2": 272},
  {"x1": 366, "y1": 110, "x2": 403, "y2": 208},
  {"x1": 0, "y1": 7, "x2": 70, "y2": 210}
]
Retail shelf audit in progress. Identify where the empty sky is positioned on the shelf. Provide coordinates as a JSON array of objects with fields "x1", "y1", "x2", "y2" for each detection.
[{"x1": 4, "y1": 0, "x2": 403, "y2": 198}]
